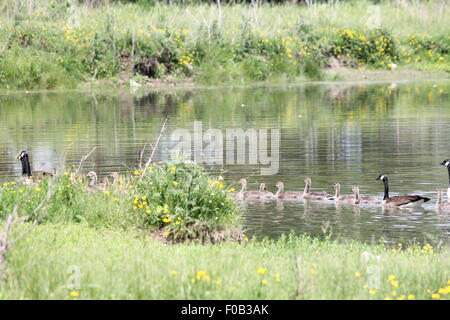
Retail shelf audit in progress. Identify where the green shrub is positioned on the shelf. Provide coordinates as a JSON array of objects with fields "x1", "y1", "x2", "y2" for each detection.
[{"x1": 131, "y1": 160, "x2": 241, "y2": 242}]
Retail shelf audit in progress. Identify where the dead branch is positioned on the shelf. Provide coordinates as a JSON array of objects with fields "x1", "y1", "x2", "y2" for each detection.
[
  {"x1": 139, "y1": 143, "x2": 148, "y2": 169},
  {"x1": 141, "y1": 118, "x2": 168, "y2": 176},
  {"x1": 76, "y1": 147, "x2": 97, "y2": 174}
]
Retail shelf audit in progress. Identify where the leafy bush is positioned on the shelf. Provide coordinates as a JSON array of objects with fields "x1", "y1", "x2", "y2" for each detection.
[{"x1": 131, "y1": 160, "x2": 241, "y2": 242}]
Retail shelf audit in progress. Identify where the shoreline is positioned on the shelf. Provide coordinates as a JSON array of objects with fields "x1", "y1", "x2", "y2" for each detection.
[{"x1": 1, "y1": 68, "x2": 449, "y2": 95}]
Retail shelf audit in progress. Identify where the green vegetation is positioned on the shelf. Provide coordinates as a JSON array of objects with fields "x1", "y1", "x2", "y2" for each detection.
[
  {"x1": 0, "y1": 160, "x2": 241, "y2": 241},
  {"x1": 0, "y1": 224, "x2": 449, "y2": 299},
  {"x1": 1, "y1": 158, "x2": 449, "y2": 299},
  {"x1": 0, "y1": 0, "x2": 448, "y2": 89}
]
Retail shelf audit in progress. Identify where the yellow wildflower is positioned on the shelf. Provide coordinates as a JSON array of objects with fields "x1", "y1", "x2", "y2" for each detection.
[
  {"x1": 70, "y1": 291, "x2": 80, "y2": 297},
  {"x1": 391, "y1": 281, "x2": 399, "y2": 288},
  {"x1": 431, "y1": 293, "x2": 441, "y2": 300},
  {"x1": 257, "y1": 268, "x2": 266, "y2": 275},
  {"x1": 388, "y1": 274, "x2": 396, "y2": 281},
  {"x1": 261, "y1": 279, "x2": 268, "y2": 285},
  {"x1": 369, "y1": 289, "x2": 377, "y2": 295}
]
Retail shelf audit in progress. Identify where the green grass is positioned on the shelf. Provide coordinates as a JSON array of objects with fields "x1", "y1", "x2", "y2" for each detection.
[
  {"x1": 1, "y1": 223, "x2": 449, "y2": 300},
  {"x1": 0, "y1": 0, "x2": 448, "y2": 89}
]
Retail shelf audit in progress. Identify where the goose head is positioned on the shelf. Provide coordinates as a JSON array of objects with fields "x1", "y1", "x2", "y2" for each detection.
[
  {"x1": 440, "y1": 159, "x2": 450, "y2": 167},
  {"x1": 304, "y1": 177, "x2": 312, "y2": 186},
  {"x1": 351, "y1": 186, "x2": 360, "y2": 194},
  {"x1": 275, "y1": 181, "x2": 284, "y2": 190},
  {"x1": 376, "y1": 174, "x2": 387, "y2": 181},
  {"x1": 17, "y1": 150, "x2": 29, "y2": 160},
  {"x1": 86, "y1": 171, "x2": 98, "y2": 184}
]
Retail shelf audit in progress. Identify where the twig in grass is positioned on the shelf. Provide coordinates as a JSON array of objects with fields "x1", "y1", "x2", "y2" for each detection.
[
  {"x1": 0, "y1": 206, "x2": 17, "y2": 281},
  {"x1": 76, "y1": 147, "x2": 97, "y2": 174},
  {"x1": 0, "y1": 184, "x2": 54, "y2": 281},
  {"x1": 141, "y1": 118, "x2": 168, "y2": 177},
  {"x1": 289, "y1": 256, "x2": 307, "y2": 299}
]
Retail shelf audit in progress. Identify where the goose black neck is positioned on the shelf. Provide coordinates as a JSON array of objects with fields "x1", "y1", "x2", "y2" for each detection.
[
  {"x1": 447, "y1": 166, "x2": 450, "y2": 187},
  {"x1": 21, "y1": 154, "x2": 32, "y2": 177},
  {"x1": 382, "y1": 178, "x2": 389, "y2": 200}
]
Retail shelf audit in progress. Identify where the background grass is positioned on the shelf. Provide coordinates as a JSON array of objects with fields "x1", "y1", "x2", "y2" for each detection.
[{"x1": 0, "y1": 0, "x2": 448, "y2": 89}]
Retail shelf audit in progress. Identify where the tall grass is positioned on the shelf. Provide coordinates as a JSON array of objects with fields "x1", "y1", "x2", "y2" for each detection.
[
  {"x1": 1, "y1": 224, "x2": 449, "y2": 299},
  {"x1": 0, "y1": 0, "x2": 448, "y2": 89}
]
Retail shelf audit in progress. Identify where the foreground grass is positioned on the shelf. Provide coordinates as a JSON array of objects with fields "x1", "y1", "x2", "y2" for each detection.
[
  {"x1": 0, "y1": 1, "x2": 448, "y2": 89},
  {"x1": 1, "y1": 223, "x2": 449, "y2": 300}
]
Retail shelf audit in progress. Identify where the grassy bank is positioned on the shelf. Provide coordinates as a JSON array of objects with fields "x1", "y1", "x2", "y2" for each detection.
[
  {"x1": 1, "y1": 223, "x2": 449, "y2": 299},
  {"x1": 0, "y1": 1, "x2": 449, "y2": 90},
  {"x1": 0, "y1": 160, "x2": 241, "y2": 242}
]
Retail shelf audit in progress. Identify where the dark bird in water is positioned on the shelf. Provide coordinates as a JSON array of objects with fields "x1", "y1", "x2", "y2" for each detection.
[
  {"x1": 375, "y1": 174, "x2": 430, "y2": 208},
  {"x1": 17, "y1": 150, "x2": 53, "y2": 179}
]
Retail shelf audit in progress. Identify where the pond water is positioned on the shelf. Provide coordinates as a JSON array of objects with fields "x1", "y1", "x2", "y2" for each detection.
[{"x1": 1, "y1": 80, "x2": 450, "y2": 246}]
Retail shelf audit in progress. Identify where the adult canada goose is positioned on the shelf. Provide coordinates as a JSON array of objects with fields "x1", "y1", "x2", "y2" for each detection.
[
  {"x1": 375, "y1": 174, "x2": 430, "y2": 208},
  {"x1": 351, "y1": 186, "x2": 382, "y2": 205},
  {"x1": 440, "y1": 159, "x2": 450, "y2": 200},
  {"x1": 436, "y1": 189, "x2": 450, "y2": 212},
  {"x1": 86, "y1": 171, "x2": 108, "y2": 192},
  {"x1": 331, "y1": 182, "x2": 354, "y2": 203},
  {"x1": 17, "y1": 151, "x2": 53, "y2": 179},
  {"x1": 274, "y1": 181, "x2": 304, "y2": 200},
  {"x1": 303, "y1": 177, "x2": 331, "y2": 200}
]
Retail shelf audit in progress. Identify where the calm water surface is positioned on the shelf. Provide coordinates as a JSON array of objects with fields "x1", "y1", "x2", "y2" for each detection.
[{"x1": 1, "y1": 81, "x2": 450, "y2": 246}]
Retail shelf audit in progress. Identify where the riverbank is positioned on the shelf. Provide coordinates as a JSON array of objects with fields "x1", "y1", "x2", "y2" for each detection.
[
  {"x1": 1, "y1": 223, "x2": 449, "y2": 300},
  {"x1": 0, "y1": 1, "x2": 448, "y2": 90}
]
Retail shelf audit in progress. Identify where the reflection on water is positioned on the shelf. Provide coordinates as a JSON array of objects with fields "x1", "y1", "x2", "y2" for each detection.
[{"x1": 1, "y1": 81, "x2": 450, "y2": 245}]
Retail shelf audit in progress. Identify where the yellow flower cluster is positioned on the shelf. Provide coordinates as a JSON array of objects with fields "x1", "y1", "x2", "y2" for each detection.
[{"x1": 63, "y1": 25, "x2": 93, "y2": 49}]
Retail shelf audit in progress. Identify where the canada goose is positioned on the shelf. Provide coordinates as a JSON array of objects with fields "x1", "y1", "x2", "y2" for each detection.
[
  {"x1": 436, "y1": 189, "x2": 450, "y2": 211},
  {"x1": 244, "y1": 183, "x2": 275, "y2": 201},
  {"x1": 86, "y1": 171, "x2": 108, "y2": 192},
  {"x1": 303, "y1": 177, "x2": 331, "y2": 200},
  {"x1": 274, "y1": 181, "x2": 304, "y2": 200},
  {"x1": 440, "y1": 159, "x2": 450, "y2": 200},
  {"x1": 17, "y1": 151, "x2": 53, "y2": 179},
  {"x1": 331, "y1": 182, "x2": 354, "y2": 203},
  {"x1": 375, "y1": 174, "x2": 430, "y2": 208},
  {"x1": 351, "y1": 186, "x2": 382, "y2": 205},
  {"x1": 230, "y1": 178, "x2": 247, "y2": 200}
]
